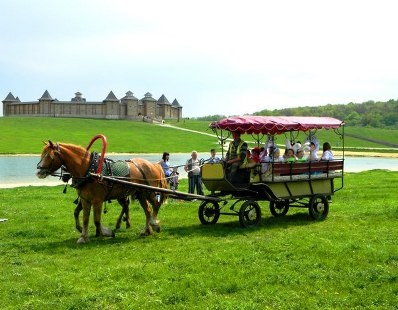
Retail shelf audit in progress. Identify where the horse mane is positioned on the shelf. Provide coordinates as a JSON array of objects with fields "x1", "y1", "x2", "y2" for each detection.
[{"x1": 59, "y1": 143, "x2": 88, "y2": 156}]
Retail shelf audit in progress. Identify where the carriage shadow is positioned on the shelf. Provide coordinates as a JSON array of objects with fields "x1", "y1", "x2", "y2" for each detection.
[
  {"x1": 164, "y1": 211, "x2": 316, "y2": 238},
  {"x1": 29, "y1": 211, "x2": 317, "y2": 251}
]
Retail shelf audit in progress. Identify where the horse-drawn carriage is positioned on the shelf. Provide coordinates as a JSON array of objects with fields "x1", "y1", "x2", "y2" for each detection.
[
  {"x1": 198, "y1": 116, "x2": 345, "y2": 227},
  {"x1": 36, "y1": 116, "x2": 344, "y2": 243}
]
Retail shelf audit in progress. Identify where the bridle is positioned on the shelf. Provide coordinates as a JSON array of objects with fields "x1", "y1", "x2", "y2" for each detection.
[{"x1": 36, "y1": 143, "x2": 64, "y2": 177}]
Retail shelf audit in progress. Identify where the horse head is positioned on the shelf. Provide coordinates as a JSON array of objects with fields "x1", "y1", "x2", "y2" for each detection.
[{"x1": 36, "y1": 140, "x2": 63, "y2": 179}]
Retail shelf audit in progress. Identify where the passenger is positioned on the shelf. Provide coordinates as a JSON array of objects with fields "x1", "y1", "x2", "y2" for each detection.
[
  {"x1": 321, "y1": 142, "x2": 334, "y2": 161},
  {"x1": 158, "y1": 152, "x2": 173, "y2": 183},
  {"x1": 207, "y1": 148, "x2": 221, "y2": 163},
  {"x1": 224, "y1": 131, "x2": 248, "y2": 183},
  {"x1": 285, "y1": 139, "x2": 302, "y2": 155},
  {"x1": 184, "y1": 151, "x2": 203, "y2": 195},
  {"x1": 272, "y1": 148, "x2": 284, "y2": 162},
  {"x1": 285, "y1": 148, "x2": 296, "y2": 163},
  {"x1": 296, "y1": 148, "x2": 307, "y2": 162},
  {"x1": 250, "y1": 147, "x2": 261, "y2": 163},
  {"x1": 259, "y1": 147, "x2": 270, "y2": 162},
  {"x1": 307, "y1": 142, "x2": 319, "y2": 161},
  {"x1": 305, "y1": 132, "x2": 320, "y2": 152},
  {"x1": 259, "y1": 147, "x2": 272, "y2": 175},
  {"x1": 169, "y1": 167, "x2": 179, "y2": 190}
]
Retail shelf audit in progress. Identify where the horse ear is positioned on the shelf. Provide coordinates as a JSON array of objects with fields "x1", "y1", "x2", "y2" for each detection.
[{"x1": 48, "y1": 140, "x2": 54, "y2": 148}]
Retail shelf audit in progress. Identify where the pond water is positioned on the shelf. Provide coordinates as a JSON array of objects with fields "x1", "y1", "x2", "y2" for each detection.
[{"x1": 1, "y1": 154, "x2": 398, "y2": 188}]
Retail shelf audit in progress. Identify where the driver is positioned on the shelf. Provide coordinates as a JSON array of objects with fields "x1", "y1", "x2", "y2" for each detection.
[{"x1": 224, "y1": 131, "x2": 248, "y2": 183}]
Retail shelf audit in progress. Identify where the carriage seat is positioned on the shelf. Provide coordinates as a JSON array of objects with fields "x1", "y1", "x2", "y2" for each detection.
[{"x1": 261, "y1": 160, "x2": 344, "y2": 182}]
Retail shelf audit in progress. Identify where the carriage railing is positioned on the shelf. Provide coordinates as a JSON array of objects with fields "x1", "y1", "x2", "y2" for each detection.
[{"x1": 261, "y1": 159, "x2": 344, "y2": 182}]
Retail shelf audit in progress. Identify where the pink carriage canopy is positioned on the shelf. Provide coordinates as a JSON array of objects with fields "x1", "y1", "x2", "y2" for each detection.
[{"x1": 209, "y1": 116, "x2": 344, "y2": 135}]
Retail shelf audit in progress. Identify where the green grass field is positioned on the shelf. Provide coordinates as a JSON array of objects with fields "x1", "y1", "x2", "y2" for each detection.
[
  {"x1": 1, "y1": 117, "x2": 397, "y2": 154},
  {"x1": 1, "y1": 117, "x2": 397, "y2": 308},
  {"x1": 0, "y1": 171, "x2": 397, "y2": 309}
]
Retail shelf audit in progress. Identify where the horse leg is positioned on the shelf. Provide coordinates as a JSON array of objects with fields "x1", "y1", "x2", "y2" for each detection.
[
  {"x1": 138, "y1": 195, "x2": 154, "y2": 236},
  {"x1": 115, "y1": 197, "x2": 131, "y2": 230},
  {"x1": 77, "y1": 200, "x2": 91, "y2": 244},
  {"x1": 73, "y1": 200, "x2": 83, "y2": 233},
  {"x1": 93, "y1": 200, "x2": 114, "y2": 238},
  {"x1": 149, "y1": 193, "x2": 161, "y2": 233}
]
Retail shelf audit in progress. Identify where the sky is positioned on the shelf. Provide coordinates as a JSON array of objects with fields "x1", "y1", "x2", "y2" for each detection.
[{"x1": 1, "y1": 0, "x2": 397, "y2": 117}]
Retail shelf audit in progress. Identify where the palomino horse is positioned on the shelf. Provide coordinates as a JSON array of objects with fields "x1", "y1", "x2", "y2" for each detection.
[{"x1": 36, "y1": 141, "x2": 168, "y2": 243}]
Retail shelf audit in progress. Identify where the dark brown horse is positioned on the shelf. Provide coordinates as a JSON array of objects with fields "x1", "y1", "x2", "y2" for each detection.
[{"x1": 36, "y1": 141, "x2": 168, "y2": 243}]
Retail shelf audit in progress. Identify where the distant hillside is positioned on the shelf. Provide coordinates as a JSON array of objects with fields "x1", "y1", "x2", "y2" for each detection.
[
  {"x1": 254, "y1": 99, "x2": 398, "y2": 128},
  {"x1": 194, "y1": 99, "x2": 398, "y2": 129}
]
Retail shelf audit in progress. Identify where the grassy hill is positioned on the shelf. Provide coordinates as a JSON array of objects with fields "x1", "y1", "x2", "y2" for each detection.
[{"x1": 1, "y1": 117, "x2": 397, "y2": 154}]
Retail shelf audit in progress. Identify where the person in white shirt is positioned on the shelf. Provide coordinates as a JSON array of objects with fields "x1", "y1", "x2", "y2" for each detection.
[
  {"x1": 184, "y1": 151, "x2": 203, "y2": 195},
  {"x1": 321, "y1": 142, "x2": 334, "y2": 161},
  {"x1": 307, "y1": 142, "x2": 319, "y2": 161}
]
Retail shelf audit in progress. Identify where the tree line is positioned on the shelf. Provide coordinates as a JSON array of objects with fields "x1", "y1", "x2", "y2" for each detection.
[{"x1": 194, "y1": 99, "x2": 398, "y2": 128}]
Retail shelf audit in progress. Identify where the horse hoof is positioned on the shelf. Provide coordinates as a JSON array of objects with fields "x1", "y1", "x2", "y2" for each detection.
[
  {"x1": 152, "y1": 225, "x2": 161, "y2": 233},
  {"x1": 77, "y1": 237, "x2": 89, "y2": 244},
  {"x1": 140, "y1": 230, "x2": 151, "y2": 236}
]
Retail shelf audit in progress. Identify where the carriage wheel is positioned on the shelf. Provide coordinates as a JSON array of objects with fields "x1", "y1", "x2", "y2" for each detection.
[
  {"x1": 269, "y1": 200, "x2": 290, "y2": 217},
  {"x1": 309, "y1": 194, "x2": 329, "y2": 220},
  {"x1": 239, "y1": 200, "x2": 261, "y2": 228},
  {"x1": 198, "y1": 201, "x2": 220, "y2": 225}
]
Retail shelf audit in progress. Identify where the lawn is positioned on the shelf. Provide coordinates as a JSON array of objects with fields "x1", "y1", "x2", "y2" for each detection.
[
  {"x1": 0, "y1": 170, "x2": 397, "y2": 309},
  {"x1": 1, "y1": 117, "x2": 398, "y2": 154}
]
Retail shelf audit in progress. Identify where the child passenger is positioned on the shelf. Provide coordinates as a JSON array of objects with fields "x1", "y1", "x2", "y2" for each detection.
[
  {"x1": 296, "y1": 148, "x2": 307, "y2": 162},
  {"x1": 307, "y1": 142, "x2": 319, "y2": 161},
  {"x1": 284, "y1": 149, "x2": 296, "y2": 163},
  {"x1": 321, "y1": 142, "x2": 334, "y2": 161},
  {"x1": 272, "y1": 148, "x2": 284, "y2": 162}
]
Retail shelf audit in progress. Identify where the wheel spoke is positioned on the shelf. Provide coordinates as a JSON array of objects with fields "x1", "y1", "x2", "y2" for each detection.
[
  {"x1": 239, "y1": 200, "x2": 261, "y2": 228},
  {"x1": 198, "y1": 201, "x2": 220, "y2": 225}
]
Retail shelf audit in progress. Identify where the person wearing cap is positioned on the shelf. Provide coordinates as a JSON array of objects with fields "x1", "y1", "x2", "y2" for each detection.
[{"x1": 224, "y1": 131, "x2": 248, "y2": 183}]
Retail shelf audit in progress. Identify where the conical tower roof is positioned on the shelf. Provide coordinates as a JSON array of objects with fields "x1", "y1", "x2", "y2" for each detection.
[
  {"x1": 172, "y1": 99, "x2": 182, "y2": 107},
  {"x1": 158, "y1": 94, "x2": 171, "y2": 105},
  {"x1": 103, "y1": 91, "x2": 119, "y2": 102},
  {"x1": 3, "y1": 92, "x2": 17, "y2": 102},
  {"x1": 39, "y1": 90, "x2": 53, "y2": 100}
]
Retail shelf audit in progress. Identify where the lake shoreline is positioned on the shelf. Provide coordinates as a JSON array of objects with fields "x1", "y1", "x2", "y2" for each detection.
[{"x1": 1, "y1": 151, "x2": 398, "y2": 158}]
